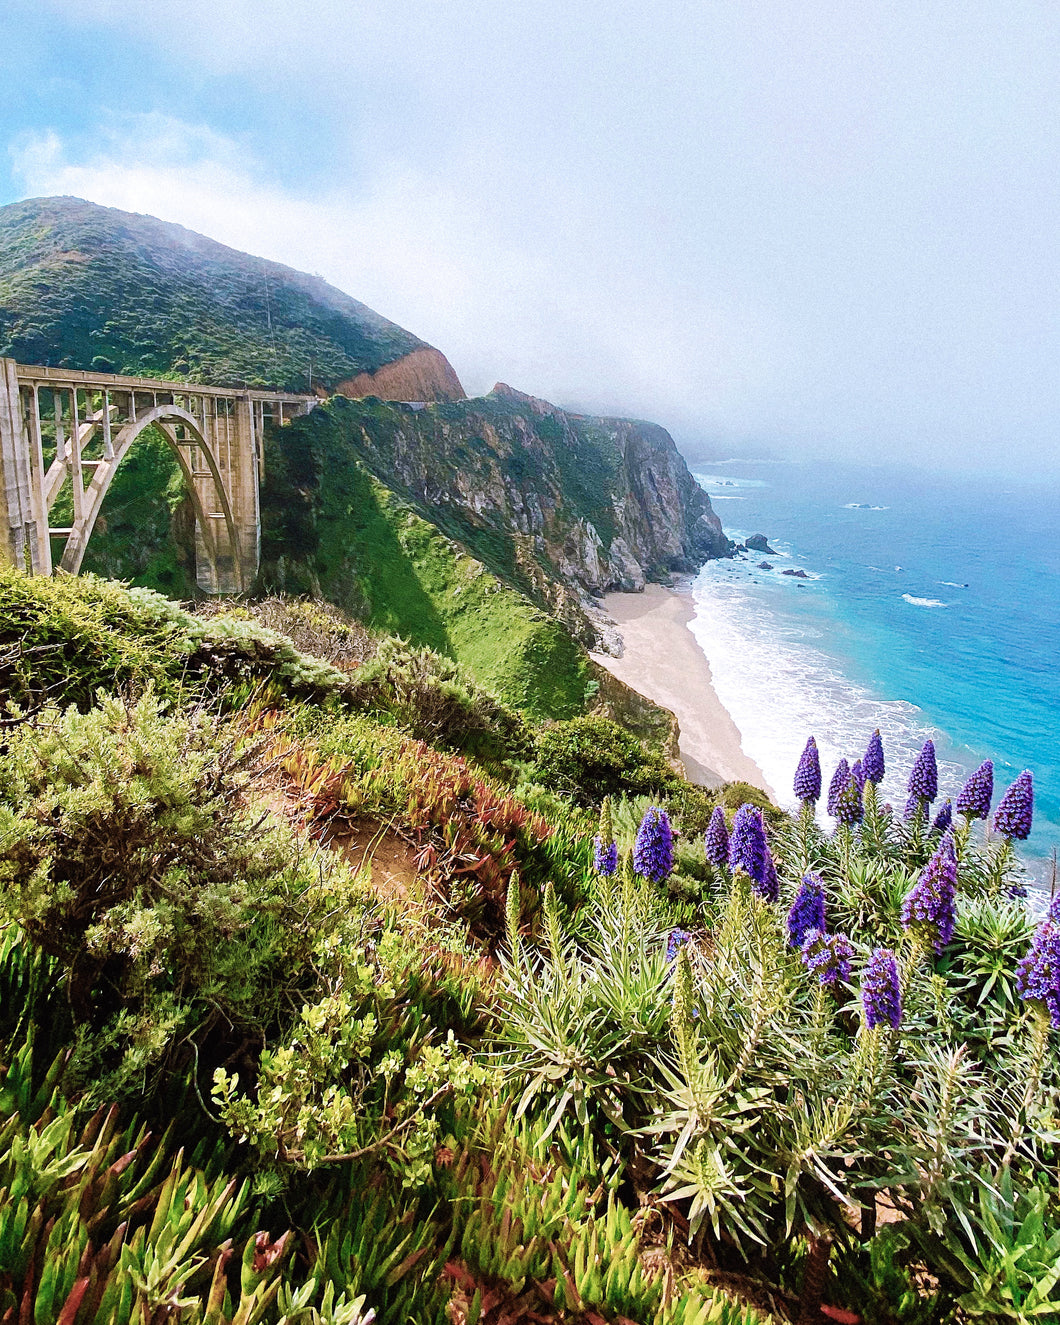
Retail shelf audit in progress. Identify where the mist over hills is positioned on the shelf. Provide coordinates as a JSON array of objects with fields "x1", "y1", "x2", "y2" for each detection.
[{"x1": 0, "y1": 195, "x2": 465, "y2": 400}]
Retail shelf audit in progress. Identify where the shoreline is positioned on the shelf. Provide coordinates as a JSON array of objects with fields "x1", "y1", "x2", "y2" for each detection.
[{"x1": 590, "y1": 583, "x2": 775, "y2": 798}]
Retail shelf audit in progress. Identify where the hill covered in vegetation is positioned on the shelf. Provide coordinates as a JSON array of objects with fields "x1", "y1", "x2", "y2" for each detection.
[
  {"x1": 0, "y1": 196, "x2": 464, "y2": 397},
  {"x1": 3, "y1": 197, "x2": 730, "y2": 731},
  {"x1": 0, "y1": 566, "x2": 1057, "y2": 1325}
]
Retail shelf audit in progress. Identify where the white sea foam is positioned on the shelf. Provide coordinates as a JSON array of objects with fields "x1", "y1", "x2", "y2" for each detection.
[
  {"x1": 939, "y1": 582, "x2": 969, "y2": 589},
  {"x1": 902, "y1": 594, "x2": 948, "y2": 608},
  {"x1": 688, "y1": 563, "x2": 962, "y2": 819},
  {"x1": 843, "y1": 503, "x2": 889, "y2": 510}
]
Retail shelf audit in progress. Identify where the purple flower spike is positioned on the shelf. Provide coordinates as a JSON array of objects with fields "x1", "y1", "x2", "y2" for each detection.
[
  {"x1": 851, "y1": 760, "x2": 866, "y2": 796},
  {"x1": 704, "y1": 806, "x2": 730, "y2": 868},
  {"x1": 633, "y1": 806, "x2": 674, "y2": 881},
  {"x1": 666, "y1": 928, "x2": 693, "y2": 963},
  {"x1": 794, "y1": 736, "x2": 822, "y2": 802},
  {"x1": 593, "y1": 836, "x2": 618, "y2": 876},
  {"x1": 861, "y1": 948, "x2": 902, "y2": 1030},
  {"x1": 908, "y1": 740, "x2": 938, "y2": 806},
  {"x1": 827, "y1": 759, "x2": 851, "y2": 816},
  {"x1": 956, "y1": 760, "x2": 993, "y2": 821},
  {"x1": 834, "y1": 772, "x2": 864, "y2": 825},
  {"x1": 993, "y1": 771, "x2": 1034, "y2": 841},
  {"x1": 755, "y1": 846, "x2": 779, "y2": 903},
  {"x1": 1016, "y1": 920, "x2": 1060, "y2": 1028},
  {"x1": 788, "y1": 873, "x2": 826, "y2": 949},
  {"x1": 801, "y1": 929, "x2": 855, "y2": 988},
  {"x1": 729, "y1": 803, "x2": 768, "y2": 885},
  {"x1": 901, "y1": 831, "x2": 958, "y2": 953},
  {"x1": 931, "y1": 800, "x2": 953, "y2": 835},
  {"x1": 904, "y1": 791, "x2": 923, "y2": 822},
  {"x1": 863, "y1": 729, "x2": 885, "y2": 786}
]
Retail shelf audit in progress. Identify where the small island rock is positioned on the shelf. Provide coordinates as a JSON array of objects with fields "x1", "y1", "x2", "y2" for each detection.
[{"x1": 745, "y1": 533, "x2": 777, "y2": 554}]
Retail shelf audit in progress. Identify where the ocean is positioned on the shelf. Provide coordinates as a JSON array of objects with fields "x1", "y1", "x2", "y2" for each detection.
[{"x1": 686, "y1": 459, "x2": 1060, "y2": 891}]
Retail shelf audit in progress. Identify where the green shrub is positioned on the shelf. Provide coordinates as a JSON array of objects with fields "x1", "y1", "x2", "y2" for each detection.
[
  {"x1": 0, "y1": 690, "x2": 339, "y2": 1102},
  {"x1": 345, "y1": 637, "x2": 531, "y2": 765},
  {"x1": 533, "y1": 714, "x2": 680, "y2": 804}
]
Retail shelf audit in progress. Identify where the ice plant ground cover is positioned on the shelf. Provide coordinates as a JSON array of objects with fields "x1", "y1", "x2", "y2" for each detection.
[{"x1": 0, "y1": 569, "x2": 1058, "y2": 1324}]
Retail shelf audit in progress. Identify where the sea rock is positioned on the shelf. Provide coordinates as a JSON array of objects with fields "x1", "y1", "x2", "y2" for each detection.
[
  {"x1": 782, "y1": 568, "x2": 809, "y2": 579},
  {"x1": 745, "y1": 533, "x2": 777, "y2": 554},
  {"x1": 757, "y1": 561, "x2": 773, "y2": 570}
]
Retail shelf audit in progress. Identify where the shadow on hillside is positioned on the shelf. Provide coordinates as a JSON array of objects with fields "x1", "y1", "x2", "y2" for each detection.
[{"x1": 259, "y1": 413, "x2": 453, "y2": 658}]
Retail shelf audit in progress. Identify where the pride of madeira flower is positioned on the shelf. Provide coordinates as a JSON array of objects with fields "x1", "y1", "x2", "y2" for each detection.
[
  {"x1": 793, "y1": 736, "x2": 822, "y2": 803},
  {"x1": 993, "y1": 771, "x2": 1034, "y2": 841},
  {"x1": 704, "y1": 805, "x2": 730, "y2": 867},
  {"x1": 827, "y1": 758, "x2": 850, "y2": 816},
  {"x1": 592, "y1": 796, "x2": 618, "y2": 876},
  {"x1": 956, "y1": 759, "x2": 994, "y2": 821},
  {"x1": 728, "y1": 803, "x2": 768, "y2": 886},
  {"x1": 862, "y1": 728, "x2": 885, "y2": 785},
  {"x1": 861, "y1": 948, "x2": 902, "y2": 1030},
  {"x1": 1015, "y1": 917, "x2": 1060, "y2": 1028},
  {"x1": 834, "y1": 770, "x2": 864, "y2": 826},
  {"x1": 787, "y1": 873, "x2": 826, "y2": 948},
  {"x1": 905, "y1": 739, "x2": 938, "y2": 818},
  {"x1": 901, "y1": 830, "x2": 958, "y2": 954},
  {"x1": 633, "y1": 806, "x2": 674, "y2": 882},
  {"x1": 801, "y1": 929, "x2": 855, "y2": 989}
]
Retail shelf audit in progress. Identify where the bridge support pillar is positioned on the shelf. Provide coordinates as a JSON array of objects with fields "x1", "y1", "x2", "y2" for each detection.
[
  {"x1": 0, "y1": 358, "x2": 47, "y2": 574},
  {"x1": 191, "y1": 396, "x2": 260, "y2": 594}
]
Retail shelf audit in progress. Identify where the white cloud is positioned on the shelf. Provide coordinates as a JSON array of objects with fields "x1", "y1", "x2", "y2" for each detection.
[{"x1": 11, "y1": 112, "x2": 776, "y2": 429}]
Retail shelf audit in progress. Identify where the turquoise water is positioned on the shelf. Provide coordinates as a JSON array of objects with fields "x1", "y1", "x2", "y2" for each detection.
[{"x1": 687, "y1": 460, "x2": 1060, "y2": 889}]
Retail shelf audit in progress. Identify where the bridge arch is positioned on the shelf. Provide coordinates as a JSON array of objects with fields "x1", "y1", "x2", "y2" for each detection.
[
  {"x1": 0, "y1": 360, "x2": 316, "y2": 592},
  {"x1": 57, "y1": 403, "x2": 242, "y2": 585}
]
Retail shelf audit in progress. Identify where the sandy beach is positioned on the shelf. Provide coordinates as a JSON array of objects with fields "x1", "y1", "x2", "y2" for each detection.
[{"x1": 590, "y1": 583, "x2": 774, "y2": 796}]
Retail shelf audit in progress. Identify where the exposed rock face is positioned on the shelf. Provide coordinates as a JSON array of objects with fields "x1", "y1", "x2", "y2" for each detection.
[
  {"x1": 745, "y1": 533, "x2": 777, "y2": 554},
  {"x1": 336, "y1": 347, "x2": 466, "y2": 403},
  {"x1": 297, "y1": 384, "x2": 729, "y2": 648}
]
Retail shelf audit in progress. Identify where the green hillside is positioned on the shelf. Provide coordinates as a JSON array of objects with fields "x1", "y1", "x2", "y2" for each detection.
[{"x1": 0, "y1": 196, "x2": 429, "y2": 390}]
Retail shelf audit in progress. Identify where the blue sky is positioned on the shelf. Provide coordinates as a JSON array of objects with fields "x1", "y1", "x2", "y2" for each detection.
[{"x1": 4, "y1": 1, "x2": 1060, "y2": 475}]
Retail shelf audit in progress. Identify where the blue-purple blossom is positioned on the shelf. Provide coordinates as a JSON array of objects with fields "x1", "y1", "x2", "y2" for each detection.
[
  {"x1": 666, "y1": 928, "x2": 693, "y2": 963},
  {"x1": 901, "y1": 831, "x2": 958, "y2": 953},
  {"x1": 704, "y1": 806, "x2": 730, "y2": 868},
  {"x1": 593, "y1": 836, "x2": 618, "y2": 876},
  {"x1": 861, "y1": 948, "x2": 902, "y2": 1030},
  {"x1": 794, "y1": 736, "x2": 822, "y2": 802},
  {"x1": 863, "y1": 729, "x2": 885, "y2": 786},
  {"x1": 956, "y1": 760, "x2": 993, "y2": 821},
  {"x1": 904, "y1": 791, "x2": 923, "y2": 822},
  {"x1": 801, "y1": 929, "x2": 855, "y2": 988},
  {"x1": 908, "y1": 740, "x2": 938, "y2": 806},
  {"x1": 834, "y1": 771, "x2": 864, "y2": 825},
  {"x1": 729, "y1": 803, "x2": 768, "y2": 885},
  {"x1": 827, "y1": 759, "x2": 851, "y2": 816},
  {"x1": 931, "y1": 800, "x2": 953, "y2": 835},
  {"x1": 1016, "y1": 920, "x2": 1060, "y2": 1028},
  {"x1": 787, "y1": 874, "x2": 826, "y2": 949},
  {"x1": 633, "y1": 807, "x2": 674, "y2": 882},
  {"x1": 850, "y1": 760, "x2": 866, "y2": 796},
  {"x1": 755, "y1": 845, "x2": 779, "y2": 903},
  {"x1": 993, "y1": 771, "x2": 1034, "y2": 841}
]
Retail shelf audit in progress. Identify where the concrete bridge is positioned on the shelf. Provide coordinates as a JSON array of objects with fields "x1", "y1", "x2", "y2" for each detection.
[{"x1": 0, "y1": 359, "x2": 316, "y2": 592}]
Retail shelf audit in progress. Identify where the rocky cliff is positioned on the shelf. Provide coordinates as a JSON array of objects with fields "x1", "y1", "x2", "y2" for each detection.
[
  {"x1": 336, "y1": 347, "x2": 466, "y2": 402},
  {"x1": 262, "y1": 385, "x2": 729, "y2": 648}
]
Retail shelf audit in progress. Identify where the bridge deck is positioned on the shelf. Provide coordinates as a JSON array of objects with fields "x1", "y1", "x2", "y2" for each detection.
[{"x1": 15, "y1": 364, "x2": 315, "y2": 404}]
